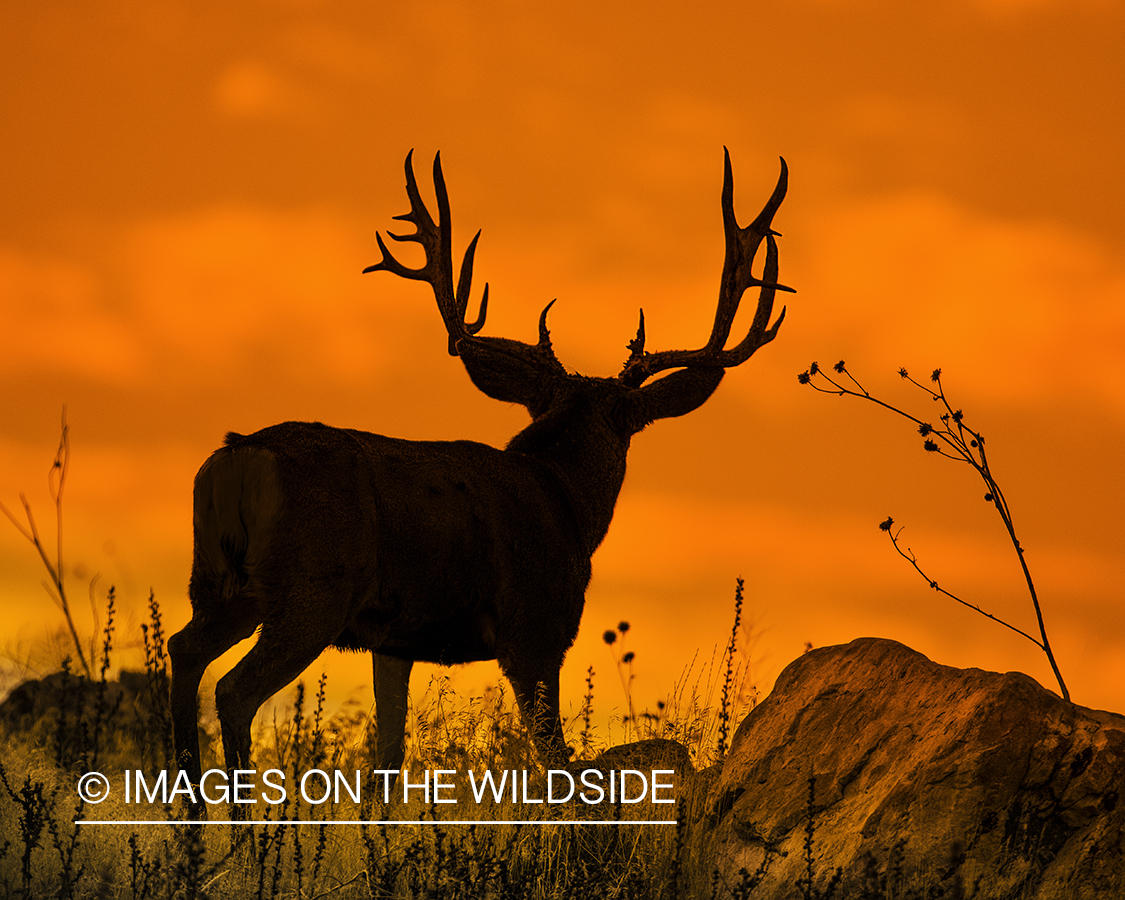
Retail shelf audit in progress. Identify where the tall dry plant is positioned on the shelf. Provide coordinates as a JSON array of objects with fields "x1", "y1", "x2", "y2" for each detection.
[
  {"x1": 1, "y1": 407, "x2": 91, "y2": 678},
  {"x1": 799, "y1": 361, "x2": 1069, "y2": 701}
]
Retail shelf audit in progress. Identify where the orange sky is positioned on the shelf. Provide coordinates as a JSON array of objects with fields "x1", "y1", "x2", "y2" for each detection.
[{"x1": 3, "y1": 1, "x2": 1124, "y2": 730}]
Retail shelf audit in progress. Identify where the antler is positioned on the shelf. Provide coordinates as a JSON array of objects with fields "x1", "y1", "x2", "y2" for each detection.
[
  {"x1": 363, "y1": 150, "x2": 488, "y2": 356},
  {"x1": 618, "y1": 148, "x2": 794, "y2": 387}
]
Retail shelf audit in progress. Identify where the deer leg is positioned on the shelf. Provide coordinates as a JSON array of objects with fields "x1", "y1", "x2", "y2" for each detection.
[
  {"x1": 504, "y1": 663, "x2": 571, "y2": 769},
  {"x1": 213, "y1": 608, "x2": 338, "y2": 786},
  {"x1": 168, "y1": 611, "x2": 259, "y2": 786},
  {"x1": 372, "y1": 653, "x2": 413, "y2": 773}
]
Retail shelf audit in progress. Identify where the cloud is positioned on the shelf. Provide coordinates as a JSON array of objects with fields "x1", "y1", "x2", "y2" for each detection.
[
  {"x1": 969, "y1": 0, "x2": 1110, "y2": 13},
  {"x1": 0, "y1": 206, "x2": 445, "y2": 390},
  {"x1": 0, "y1": 251, "x2": 143, "y2": 383},
  {"x1": 760, "y1": 190, "x2": 1125, "y2": 413},
  {"x1": 119, "y1": 206, "x2": 435, "y2": 384},
  {"x1": 213, "y1": 59, "x2": 317, "y2": 119},
  {"x1": 830, "y1": 93, "x2": 967, "y2": 147}
]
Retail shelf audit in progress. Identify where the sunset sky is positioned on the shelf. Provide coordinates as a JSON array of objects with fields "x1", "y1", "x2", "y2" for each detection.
[{"x1": 3, "y1": 0, "x2": 1124, "y2": 732}]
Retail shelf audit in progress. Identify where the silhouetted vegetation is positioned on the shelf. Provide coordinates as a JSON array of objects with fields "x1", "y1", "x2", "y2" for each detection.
[
  {"x1": 0, "y1": 584, "x2": 716, "y2": 898},
  {"x1": 0, "y1": 582, "x2": 1016, "y2": 898},
  {"x1": 799, "y1": 361, "x2": 1069, "y2": 702},
  {"x1": 1, "y1": 406, "x2": 92, "y2": 678}
]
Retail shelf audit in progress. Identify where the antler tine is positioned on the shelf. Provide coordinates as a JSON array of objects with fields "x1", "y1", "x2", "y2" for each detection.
[
  {"x1": 706, "y1": 150, "x2": 793, "y2": 353},
  {"x1": 363, "y1": 150, "x2": 488, "y2": 356},
  {"x1": 538, "y1": 299, "x2": 557, "y2": 351},
  {"x1": 618, "y1": 151, "x2": 793, "y2": 387},
  {"x1": 712, "y1": 233, "x2": 786, "y2": 365},
  {"x1": 454, "y1": 230, "x2": 489, "y2": 338},
  {"x1": 623, "y1": 309, "x2": 646, "y2": 368},
  {"x1": 363, "y1": 150, "x2": 434, "y2": 280}
]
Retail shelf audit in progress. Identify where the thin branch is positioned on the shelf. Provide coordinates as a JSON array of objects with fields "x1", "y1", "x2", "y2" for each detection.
[
  {"x1": 0, "y1": 495, "x2": 35, "y2": 542},
  {"x1": 801, "y1": 363, "x2": 1069, "y2": 702},
  {"x1": 0, "y1": 407, "x2": 91, "y2": 677},
  {"x1": 881, "y1": 520, "x2": 1042, "y2": 646}
]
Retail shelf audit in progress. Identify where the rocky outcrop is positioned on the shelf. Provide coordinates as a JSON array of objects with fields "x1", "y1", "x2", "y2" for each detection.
[
  {"x1": 0, "y1": 669, "x2": 169, "y2": 758},
  {"x1": 690, "y1": 638, "x2": 1124, "y2": 899}
]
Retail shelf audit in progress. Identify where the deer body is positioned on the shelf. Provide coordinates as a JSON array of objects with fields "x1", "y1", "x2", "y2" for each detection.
[
  {"x1": 169, "y1": 150, "x2": 791, "y2": 792},
  {"x1": 199, "y1": 423, "x2": 593, "y2": 662}
]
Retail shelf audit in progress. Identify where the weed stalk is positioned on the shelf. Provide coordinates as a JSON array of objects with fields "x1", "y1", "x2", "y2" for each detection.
[{"x1": 800, "y1": 361, "x2": 1069, "y2": 701}]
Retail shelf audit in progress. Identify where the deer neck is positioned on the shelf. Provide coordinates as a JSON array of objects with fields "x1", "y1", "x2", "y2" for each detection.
[{"x1": 506, "y1": 413, "x2": 629, "y2": 556}]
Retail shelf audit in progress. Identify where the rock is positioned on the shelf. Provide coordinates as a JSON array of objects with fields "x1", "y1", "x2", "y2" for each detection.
[
  {"x1": 589, "y1": 737, "x2": 694, "y2": 777},
  {"x1": 591, "y1": 738, "x2": 694, "y2": 811},
  {"x1": 0, "y1": 669, "x2": 171, "y2": 760},
  {"x1": 536, "y1": 739, "x2": 694, "y2": 820},
  {"x1": 689, "y1": 638, "x2": 1125, "y2": 899}
]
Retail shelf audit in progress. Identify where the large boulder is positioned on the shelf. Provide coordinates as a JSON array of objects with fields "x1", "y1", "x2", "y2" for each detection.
[{"x1": 690, "y1": 638, "x2": 1124, "y2": 899}]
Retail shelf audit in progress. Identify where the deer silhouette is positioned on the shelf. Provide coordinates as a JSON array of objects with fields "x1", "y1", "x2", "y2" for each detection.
[{"x1": 168, "y1": 149, "x2": 792, "y2": 792}]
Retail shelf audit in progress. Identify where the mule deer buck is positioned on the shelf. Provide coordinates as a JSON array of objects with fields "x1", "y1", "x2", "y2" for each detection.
[{"x1": 168, "y1": 149, "x2": 792, "y2": 792}]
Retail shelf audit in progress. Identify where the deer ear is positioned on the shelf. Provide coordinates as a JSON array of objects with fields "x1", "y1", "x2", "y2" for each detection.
[
  {"x1": 456, "y1": 337, "x2": 565, "y2": 414},
  {"x1": 620, "y1": 366, "x2": 724, "y2": 432}
]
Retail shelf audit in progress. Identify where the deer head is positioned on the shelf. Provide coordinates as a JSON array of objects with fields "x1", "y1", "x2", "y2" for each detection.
[{"x1": 364, "y1": 148, "x2": 792, "y2": 429}]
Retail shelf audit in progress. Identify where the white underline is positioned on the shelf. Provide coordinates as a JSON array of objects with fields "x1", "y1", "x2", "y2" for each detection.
[{"x1": 76, "y1": 819, "x2": 677, "y2": 826}]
